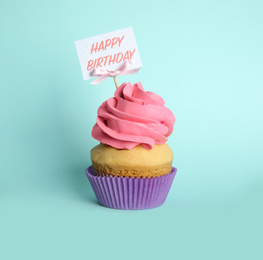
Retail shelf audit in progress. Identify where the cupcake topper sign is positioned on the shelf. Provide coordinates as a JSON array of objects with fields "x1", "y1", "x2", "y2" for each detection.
[{"x1": 75, "y1": 27, "x2": 142, "y2": 88}]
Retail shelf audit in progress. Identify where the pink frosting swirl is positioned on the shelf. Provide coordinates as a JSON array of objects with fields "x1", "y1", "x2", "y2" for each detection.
[{"x1": 92, "y1": 82, "x2": 175, "y2": 150}]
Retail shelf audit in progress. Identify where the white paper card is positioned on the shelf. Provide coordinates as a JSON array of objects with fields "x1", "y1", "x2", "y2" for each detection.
[{"x1": 75, "y1": 27, "x2": 142, "y2": 81}]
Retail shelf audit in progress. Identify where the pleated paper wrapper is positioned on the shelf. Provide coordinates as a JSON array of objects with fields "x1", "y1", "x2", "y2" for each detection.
[{"x1": 86, "y1": 166, "x2": 177, "y2": 210}]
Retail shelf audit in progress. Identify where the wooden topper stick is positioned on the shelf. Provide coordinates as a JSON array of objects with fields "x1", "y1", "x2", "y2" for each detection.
[{"x1": 113, "y1": 76, "x2": 119, "y2": 89}]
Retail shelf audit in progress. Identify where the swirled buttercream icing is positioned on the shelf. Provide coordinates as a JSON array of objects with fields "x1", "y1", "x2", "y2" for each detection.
[{"x1": 92, "y1": 82, "x2": 175, "y2": 150}]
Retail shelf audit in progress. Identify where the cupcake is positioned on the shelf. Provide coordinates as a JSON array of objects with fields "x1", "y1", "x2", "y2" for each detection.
[{"x1": 86, "y1": 82, "x2": 177, "y2": 209}]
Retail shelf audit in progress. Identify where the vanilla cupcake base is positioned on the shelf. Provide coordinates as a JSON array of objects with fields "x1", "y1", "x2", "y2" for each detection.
[
  {"x1": 91, "y1": 143, "x2": 174, "y2": 178},
  {"x1": 92, "y1": 161, "x2": 172, "y2": 178}
]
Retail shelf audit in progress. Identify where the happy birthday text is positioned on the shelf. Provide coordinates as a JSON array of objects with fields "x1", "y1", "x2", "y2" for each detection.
[{"x1": 87, "y1": 35, "x2": 136, "y2": 71}]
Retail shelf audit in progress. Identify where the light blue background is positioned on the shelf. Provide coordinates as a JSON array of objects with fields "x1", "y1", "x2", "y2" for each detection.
[{"x1": 1, "y1": 0, "x2": 262, "y2": 259}]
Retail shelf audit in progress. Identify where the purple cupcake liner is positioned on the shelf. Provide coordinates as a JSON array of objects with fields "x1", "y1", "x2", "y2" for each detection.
[{"x1": 85, "y1": 166, "x2": 177, "y2": 210}]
